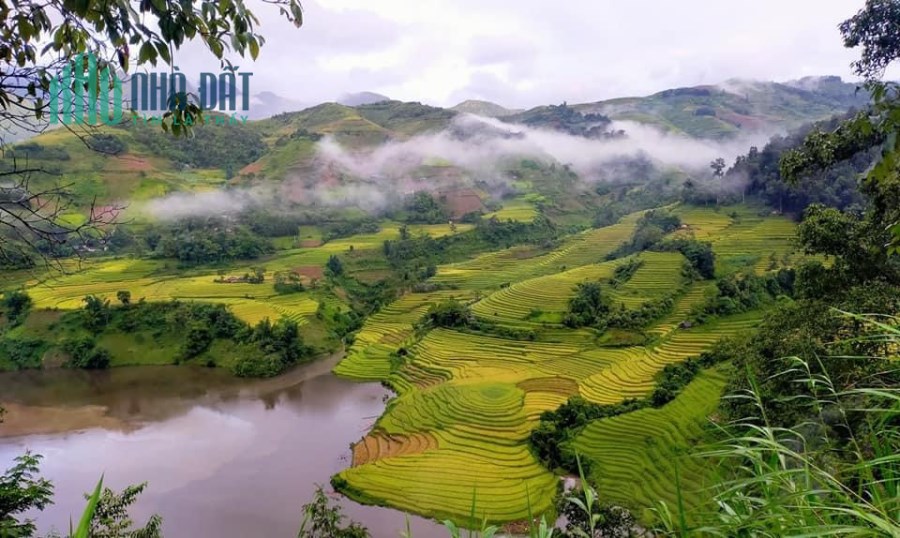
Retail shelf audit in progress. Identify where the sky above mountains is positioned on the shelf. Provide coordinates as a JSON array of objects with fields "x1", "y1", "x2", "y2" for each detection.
[{"x1": 171, "y1": 0, "x2": 889, "y2": 109}]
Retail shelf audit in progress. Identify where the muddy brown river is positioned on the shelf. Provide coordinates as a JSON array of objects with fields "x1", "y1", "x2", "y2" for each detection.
[{"x1": 0, "y1": 354, "x2": 446, "y2": 537}]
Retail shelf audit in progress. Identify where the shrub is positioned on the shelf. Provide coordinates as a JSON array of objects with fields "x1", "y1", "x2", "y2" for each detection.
[
  {"x1": 1, "y1": 290, "x2": 32, "y2": 326},
  {"x1": 63, "y1": 337, "x2": 111, "y2": 369}
]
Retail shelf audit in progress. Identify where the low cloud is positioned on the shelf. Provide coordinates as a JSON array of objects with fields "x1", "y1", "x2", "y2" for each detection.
[{"x1": 143, "y1": 114, "x2": 771, "y2": 219}]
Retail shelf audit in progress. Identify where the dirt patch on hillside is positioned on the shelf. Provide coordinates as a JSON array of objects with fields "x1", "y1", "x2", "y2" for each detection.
[
  {"x1": 299, "y1": 239, "x2": 323, "y2": 248},
  {"x1": 105, "y1": 154, "x2": 154, "y2": 172},
  {"x1": 239, "y1": 160, "x2": 264, "y2": 175},
  {"x1": 440, "y1": 189, "x2": 485, "y2": 218},
  {"x1": 292, "y1": 266, "x2": 324, "y2": 280},
  {"x1": 352, "y1": 430, "x2": 438, "y2": 466},
  {"x1": 717, "y1": 111, "x2": 767, "y2": 131}
]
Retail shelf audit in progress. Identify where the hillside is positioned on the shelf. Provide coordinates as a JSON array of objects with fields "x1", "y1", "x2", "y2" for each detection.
[
  {"x1": 572, "y1": 76, "x2": 869, "y2": 139},
  {"x1": 451, "y1": 99, "x2": 521, "y2": 118},
  {"x1": 332, "y1": 204, "x2": 800, "y2": 524},
  {"x1": 0, "y1": 77, "x2": 869, "y2": 225}
]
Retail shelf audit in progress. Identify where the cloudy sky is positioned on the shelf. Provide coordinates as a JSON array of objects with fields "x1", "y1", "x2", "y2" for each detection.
[{"x1": 173, "y1": 0, "x2": 878, "y2": 109}]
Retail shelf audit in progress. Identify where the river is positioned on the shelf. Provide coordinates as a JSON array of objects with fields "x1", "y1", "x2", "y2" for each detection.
[{"x1": 0, "y1": 354, "x2": 446, "y2": 538}]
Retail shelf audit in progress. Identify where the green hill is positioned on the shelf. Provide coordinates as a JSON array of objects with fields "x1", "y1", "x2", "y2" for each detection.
[
  {"x1": 451, "y1": 99, "x2": 521, "y2": 118},
  {"x1": 572, "y1": 76, "x2": 869, "y2": 139}
]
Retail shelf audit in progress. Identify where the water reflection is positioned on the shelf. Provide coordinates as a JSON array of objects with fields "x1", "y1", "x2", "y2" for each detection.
[{"x1": 0, "y1": 357, "x2": 445, "y2": 538}]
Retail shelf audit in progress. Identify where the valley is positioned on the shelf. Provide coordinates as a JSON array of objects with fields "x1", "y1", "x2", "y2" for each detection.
[{"x1": 0, "y1": 48, "x2": 897, "y2": 536}]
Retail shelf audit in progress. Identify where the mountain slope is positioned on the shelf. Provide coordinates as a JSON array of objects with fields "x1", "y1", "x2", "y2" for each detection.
[
  {"x1": 451, "y1": 99, "x2": 520, "y2": 118},
  {"x1": 570, "y1": 76, "x2": 868, "y2": 139}
]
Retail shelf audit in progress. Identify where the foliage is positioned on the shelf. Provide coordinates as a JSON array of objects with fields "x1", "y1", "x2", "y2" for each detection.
[
  {"x1": 779, "y1": 0, "x2": 900, "y2": 253},
  {"x1": 231, "y1": 318, "x2": 311, "y2": 377},
  {"x1": 605, "y1": 295, "x2": 676, "y2": 330},
  {"x1": 558, "y1": 475, "x2": 638, "y2": 538},
  {"x1": 116, "y1": 291, "x2": 131, "y2": 306},
  {"x1": 326, "y1": 255, "x2": 345, "y2": 277},
  {"x1": 63, "y1": 336, "x2": 112, "y2": 369},
  {"x1": 721, "y1": 304, "x2": 900, "y2": 428},
  {"x1": 563, "y1": 282, "x2": 610, "y2": 329},
  {"x1": 82, "y1": 294, "x2": 111, "y2": 333},
  {"x1": 298, "y1": 486, "x2": 369, "y2": 538},
  {"x1": 692, "y1": 270, "x2": 794, "y2": 322},
  {"x1": 322, "y1": 220, "x2": 381, "y2": 242},
  {"x1": 659, "y1": 239, "x2": 716, "y2": 280},
  {"x1": 609, "y1": 209, "x2": 680, "y2": 257},
  {"x1": 1, "y1": 290, "x2": 32, "y2": 327},
  {"x1": 656, "y1": 349, "x2": 900, "y2": 536},
  {"x1": 608, "y1": 259, "x2": 643, "y2": 288},
  {"x1": 0, "y1": 337, "x2": 46, "y2": 369},
  {"x1": 147, "y1": 218, "x2": 274, "y2": 265},
  {"x1": 0, "y1": 0, "x2": 302, "y2": 135},
  {"x1": 530, "y1": 397, "x2": 645, "y2": 474},
  {"x1": 422, "y1": 299, "x2": 474, "y2": 329},
  {"x1": 401, "y1": 192, "x2": 449, "y2": 224},
  {"x1": 127, "y1": 119, "x2": 266, "y2": 173},
  {"x1": 504, "y1": 103, "x2": 615, "y2": 138},
  {"x1": 723, "y1": 117, "x2": 870, "y2": 213},
  {"x1": 274, "y1": 271, "x2": 306, "y2": 294},
  {"x1": 0, "y1": 452, "x2": 53, "y2": 538},
  {"x1": 86, "y1": 482, "x2": 162, "y2": 538}
]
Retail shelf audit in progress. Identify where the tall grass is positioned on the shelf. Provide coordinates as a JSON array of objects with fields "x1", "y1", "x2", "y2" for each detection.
[{"x1": 654, "y1": 318, "x2": 900, "y2": 537}]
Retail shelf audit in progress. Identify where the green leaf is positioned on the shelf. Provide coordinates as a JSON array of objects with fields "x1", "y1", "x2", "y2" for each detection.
[
  {"x1": 73, "y1": 476, "x2": 104, "y2": 538},
  {"x1": 138, "y1": 41, "x2": 156, "y2": 64},
  {"x1": 249, "y1": 36, "x2": 259, "y2": 60},
  {"x1": 155, "y1": 41, "x2": 171, "y2": 64}
]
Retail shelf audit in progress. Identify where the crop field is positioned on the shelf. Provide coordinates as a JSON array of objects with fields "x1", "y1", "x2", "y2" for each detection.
[
  {"x1": 333, "y1": 290, "x2": 477, "y2": 380},
  {"x1": 433, "y1": 210, "x2": 643, "y2": 290},
  {"x1": 674, "y1": 205, "x2": 799, "y2": 275},
  {"x1": 470, "y1": 251, "x2": 687, "y2": 329},
  {"x1": 333, "y1": 205, "x2": 799, "y2": 525},
  {"x1": 483, "y1": 198, "x2": 539, "y2": 222},
  {"x1": 573, "y1": 367, "x2": 728, "y2": 521}
]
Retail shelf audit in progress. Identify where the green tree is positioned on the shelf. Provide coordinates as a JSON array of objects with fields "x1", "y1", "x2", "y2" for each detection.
[
  {"x1": 87, "y1": 482, "x2": 162, "y2": 538},
  {"x1": 1, "y1": 290, "x2": 32, "y2": 326},
  {"x1": 116, "y1": 290, "x2": 131, "y2": 306},
  {"x1": 298, "y1": 486, "x2": 369, "y2": 538},
  {"x1": 781, "y1": 0, "x2": 900, "y2": 254},
  {"x1": 63, "y1": 336, "x2": 111, "y2": 369},
  {"x1": 82, "y1": 295, "x2": 111, "y2": 333},
  {"x1": 564, "y1": 282, "x2": 610, "y2": 328},
  {"x1": 326, "y1": 255, "x2": 344, "y2": 277},
  {"x1": 181, "y1": 323, "x2": 213, "y2": 360},
  {"x1": 0, "y1": 452, "x2": 54, "y2": 537},
  {"x1": 0, "y1": 0, "x2": 303, "y2": 265},
  {"x1": 423, "y1": 299, "x2": 473, "y2": 328}
]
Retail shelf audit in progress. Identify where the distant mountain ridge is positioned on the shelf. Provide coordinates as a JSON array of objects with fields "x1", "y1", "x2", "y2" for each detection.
[
  {"x1": 4, "y1": 76, "x2": 871, "y2": 209},
  {"x1": 338, "y1": 91, "x2": 392, "y2": 107},
  {"x1": 566, "y1": 75, "x2": 868, "y2": 139},
  {"x1": 451, "y1": 100, "x2": 521, "y2": 118}
]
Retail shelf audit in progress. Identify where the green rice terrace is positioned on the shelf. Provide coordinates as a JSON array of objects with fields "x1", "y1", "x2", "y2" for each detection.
[{"x1": 332, "y1": 204, "x2": 801, "y2": 525}]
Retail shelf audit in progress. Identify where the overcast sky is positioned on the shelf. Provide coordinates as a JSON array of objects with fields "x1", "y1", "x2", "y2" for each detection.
[{"x1": 173, "y1": 0, "x2": 880, "y2": 109}]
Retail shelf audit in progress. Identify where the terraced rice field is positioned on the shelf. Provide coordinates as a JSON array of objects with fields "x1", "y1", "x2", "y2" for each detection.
[
  {"x1": 14, "y1": 218, "x2": 474, "y2": 326},
  {"x1": 470, "y1": 251, "x2": 687, "y2": 329},
  {"x1": 674, "y1": 205, "x2": 799, "y2": 275},
  {"x1": 573, "y1": 367, "x2": 728, "y2": 521},
  {"x1": 332, "y1": 290, "x2": 476, "y2": 380},
  {"x1": 21, "y1": 259, "x2": 322, "y2": 325},
  {"x1": 334, "y1": 208, "x2": 785, "y2": 524},
  {"x1": 483, "y1": 198, "x2": 539, "y2": 222},
  {"x1": 434, "y1": 210, "x2": 643, "y2": 290}
]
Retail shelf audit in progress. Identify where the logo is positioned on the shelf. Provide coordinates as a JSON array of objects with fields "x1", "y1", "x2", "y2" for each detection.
[{"x1": 49, "y1": 52, "x2": 253, "y2": 126}]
